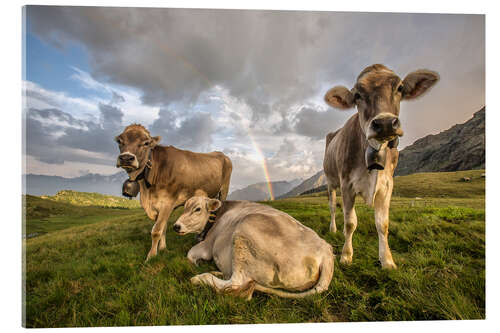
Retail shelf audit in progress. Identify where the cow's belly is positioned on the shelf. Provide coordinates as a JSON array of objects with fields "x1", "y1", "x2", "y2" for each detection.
[{"x1": 254, "y1": 255, "x2": 321, "y2": 291}]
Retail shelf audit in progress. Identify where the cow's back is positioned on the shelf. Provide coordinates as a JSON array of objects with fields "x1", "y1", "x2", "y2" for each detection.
[{"x1": 150, "y1": 146, "x2": 229, "y2": 198}]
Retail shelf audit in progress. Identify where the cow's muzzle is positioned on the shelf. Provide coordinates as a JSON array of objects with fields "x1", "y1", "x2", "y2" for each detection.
[
  {"x1": 367, "y1": 115, "x2": 404, "y2": 141},
  {"x1": 116, "y1": 153, "x2": 139, "y2": 170},
  {"x1": 173, "y1": 223, "x2": 187, "y2": 235}
]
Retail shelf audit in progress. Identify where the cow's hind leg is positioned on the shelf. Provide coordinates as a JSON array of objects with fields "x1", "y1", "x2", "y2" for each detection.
[
  {"x1": 340, "y1": 188, "x2": 357, "y2": 265},
  {"x1": 191, "y1": 271, "x2": 255, "y2": 300},
  {"x1": 327, "y1": 183, "x2": 337, "y2": 233},
  {"x1": 374, "y1": 184, "x2": 397, "y2": 269}
]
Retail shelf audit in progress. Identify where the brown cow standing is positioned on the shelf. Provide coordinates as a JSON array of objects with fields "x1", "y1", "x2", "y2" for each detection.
[
  {"x1": 115, "y1": 124, "x2": 233, "y2": 261},
  {"x1": 323, "y1": 64, "x2": 439, "y2": 269}
]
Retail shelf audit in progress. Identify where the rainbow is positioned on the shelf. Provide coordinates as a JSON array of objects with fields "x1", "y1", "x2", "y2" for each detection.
[
  {"x1": 155, "y1": 43, "x2": 275, "y2": 200},
  {"x1": 248, "y1": 133, "x2": 274, "y2": 201}
]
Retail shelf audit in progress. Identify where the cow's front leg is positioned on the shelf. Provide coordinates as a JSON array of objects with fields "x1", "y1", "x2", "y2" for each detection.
[
  {"x1": 146, "y1": 201, "x2": 174, "y2": 261},
  {"x1": 340, "y1": 188, "x2": 357, "y2": 265},
  {"x1": 374, "y1": 185, "x2": 397, "y2": 269},
  {"x1": 191, "y1": 271, "x2": 254, "y2": 300},
  {"x1": 187, "y1": 242, "x2": 212, "y2": 266},
  {"x1": 158, "y1": 233, "x2": 167, "y2": 251}
]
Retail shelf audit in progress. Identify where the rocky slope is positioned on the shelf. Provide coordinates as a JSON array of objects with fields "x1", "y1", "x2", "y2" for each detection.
[
  {"x1": 277, "y1": 171, "x2": 326, "y2": 199},
  {"x1": 395, "y1": 107, "x2": 485, "y2": 176}
]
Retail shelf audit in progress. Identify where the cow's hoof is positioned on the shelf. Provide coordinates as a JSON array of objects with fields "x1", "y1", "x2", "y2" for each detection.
[
  {"x1": 145, "y1": 251, "x2": 157, "y2": 262},
  {"x1": 339, "y1": 255, "x2": 352, "y2": 265},
  {"x1": 381, "y1": 261, "x2": 397, "y2": 270},
  {"x1": 191, "y1": 273, "x2": 210, "y2": 285}
]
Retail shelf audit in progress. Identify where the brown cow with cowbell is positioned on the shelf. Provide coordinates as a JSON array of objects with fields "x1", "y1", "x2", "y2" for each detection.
[
  {"x1": 323, "y1": 64, "x2": 439, "y2": 269},
  {"x1": 115, "y1": 124, "x2": 233, "y2": 261}
]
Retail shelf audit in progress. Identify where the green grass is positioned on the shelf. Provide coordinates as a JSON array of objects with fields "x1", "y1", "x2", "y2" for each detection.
[
  {"x1": 23, "y1": 195, "x2": 144, "y2": 236},
  {"x1": 23, "y1": 171, "x2": 485, "y2": 327}
]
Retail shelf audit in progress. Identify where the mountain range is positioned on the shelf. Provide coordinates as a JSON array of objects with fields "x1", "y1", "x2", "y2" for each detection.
[
  {"x1": 228, "y1": 179, "x2": 302, "y2": 201},
  {"x1": 24, "y1": 172, "x2": 129, "y2": 196},
  {"x1": 24, "y1": 107, "x2": 485, "y2": 200}
]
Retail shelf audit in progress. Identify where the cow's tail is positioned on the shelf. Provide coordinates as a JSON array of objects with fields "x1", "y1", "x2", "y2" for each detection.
[{"x1": 254, "y1": 248, "x2": 334, "y2": 299}]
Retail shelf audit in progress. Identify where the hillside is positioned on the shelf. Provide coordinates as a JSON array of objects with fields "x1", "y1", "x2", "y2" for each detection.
[
  {"x1": 40, "y1": 190, "x2": 141, "y2": 209},
  {"x1": 23, "y1": 171, "x2": 485, "y2": 326},
  {"x1": 296, "y1": 169, "x2": 485, "y2": 200},
  {"x1": 228, "y1": 179, "x2": 302, "y2": 201},
  {"x1": 23, "y1": 194, "x2": 143, "y2": 237},
  {"x1": 395, "y1": 107, "x2": 485, "y2": 176}
]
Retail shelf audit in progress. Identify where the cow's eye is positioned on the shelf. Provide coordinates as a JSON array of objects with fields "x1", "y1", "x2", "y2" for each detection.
[
  {"x1": 354, "y1": 92, "x2": 361, "y2": 101},
  {"x1": 194, "y1": 207, "x2": 201, "y2": 213},
  {"x1": 397, "y1": 85, "x2": 404, "y2": 93},
  {"x1": 144, "y1": 141, "x2": 149, "y2": 146},
  {"x1": 116, "y1": 138, "x2": 123, "y2": 145}
]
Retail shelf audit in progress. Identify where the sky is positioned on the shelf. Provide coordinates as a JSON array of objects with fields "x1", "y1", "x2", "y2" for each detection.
[{"x1": 23, "y1": 6, "x2": 485, "y2": 192}]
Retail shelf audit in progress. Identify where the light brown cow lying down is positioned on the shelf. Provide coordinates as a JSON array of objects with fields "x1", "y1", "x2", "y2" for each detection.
[{"x1": 173, "y1": 197, "x2": 334, "y2": 299}]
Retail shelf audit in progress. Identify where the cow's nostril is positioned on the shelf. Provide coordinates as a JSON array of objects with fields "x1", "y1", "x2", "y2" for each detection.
[
  {"x1": 372, "y1": 119, "x2": 382, "y2": 132},
  {"x1": 173, "y1": 224, "x2": 181, "y2": 232},
  {"x1": 120, "y1": 155, "x2": 134, "y2": 162}
]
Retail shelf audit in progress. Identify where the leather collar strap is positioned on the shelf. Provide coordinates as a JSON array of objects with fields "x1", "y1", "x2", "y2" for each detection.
[{"x1": 197, "y1": 209, "x2": 218, "y2": 242}]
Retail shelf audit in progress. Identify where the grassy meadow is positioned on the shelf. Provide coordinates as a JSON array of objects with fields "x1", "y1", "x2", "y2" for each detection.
[{"x1": 23, "y1": 170, "x2": 485, "y2": 327}]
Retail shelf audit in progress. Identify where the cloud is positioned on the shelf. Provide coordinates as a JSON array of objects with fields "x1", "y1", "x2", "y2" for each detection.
[
  {"x1": 150, "y1": 108, "x2": 217, "y2": 150},
  {"x1": 25, "y1": 7, "x2": 485, "y2": 188},
  {"x1": 25, "y1": 102, "x2": 124, "y2": 166},
  {"x1": 27, "y1": 8, "x2": 484, "y2": 142},
  {"x1": 23, "y1": 80, "x2": 99, "y2": 119}
]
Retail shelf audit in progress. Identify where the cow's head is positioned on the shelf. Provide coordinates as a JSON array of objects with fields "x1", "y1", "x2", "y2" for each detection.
[
  {"x1": 115, "y1": 124, "x2": 161, "y2": 173},
  {"x1": 173, "y1": 196, "x2": 222, "y2": 235},
  {"x1": 324, "y1": 64, "x2": 439, "y2": 146}
]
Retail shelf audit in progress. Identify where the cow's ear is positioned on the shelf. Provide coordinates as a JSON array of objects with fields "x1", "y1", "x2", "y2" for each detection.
[
  {"x1": 402, "y1": 70, "x2": 439, "y2": 100},
  {"x1": 207, "y1": 199, "x2": 221, "y2": 212},
  {"x1": 324, "y1": 86, "x2": 355, "y2": 109},
  {"x1": 151, "y1": 136, "x2": 161, "y2": 147}
]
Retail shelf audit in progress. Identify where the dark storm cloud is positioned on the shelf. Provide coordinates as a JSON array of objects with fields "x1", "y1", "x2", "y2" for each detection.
[
  {"x1": 277, "y1": 106, "x2": 347, "y2": 140},
  {"x1": 26, "y1": 7, "x2": 484, "y2": 186},
  {"x1": 57, "y1": 102, "x2": 123, "y2": 154},
  {"x1": 26, "y1": 7, "x2": 349, "y2": 114},
  {"x1": 27, "y1": 6, "x2": 484, "y2": 143},
  {"x1": 149, "y1": 108, "x2": 217, "y2": 150}
]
